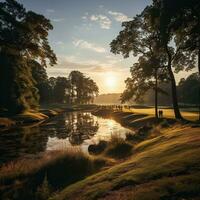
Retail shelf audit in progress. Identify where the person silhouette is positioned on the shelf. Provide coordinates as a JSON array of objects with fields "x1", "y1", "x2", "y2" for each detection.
[{"x1": 159, "y1": 110, "x2": 163, "y2": 118}]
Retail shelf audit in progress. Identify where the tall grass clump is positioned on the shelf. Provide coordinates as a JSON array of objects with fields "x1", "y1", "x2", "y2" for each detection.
[
  {"x1": 0, "y1": 148, "x2": 107, "y2": 200},
  {"x1": 104, "y1": 134, "x2": 133, "y2": 159}
]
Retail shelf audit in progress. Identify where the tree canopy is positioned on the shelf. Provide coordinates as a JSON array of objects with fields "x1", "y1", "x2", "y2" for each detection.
[{"x1": 0, "y1": 0, "x2": 56, "y2": 113}]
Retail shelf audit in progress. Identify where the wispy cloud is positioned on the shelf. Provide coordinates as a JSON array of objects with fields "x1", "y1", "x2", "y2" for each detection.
[
  {"x1": 108, "y1": 11, "x2": 132, "y2": 22},
  {"x1": 48, "y1": 55, "x2": 123, "y2": 71},
  {"x1": 90, "y1": 14, "x2": 111, "y2": 29},
  {"x1": 51, "y1": 18, "x2": 65, "y2": 22},
  {"x1": 55, "y1": 41, "x2": 64, "y2": 45},
  {"x1": 46, "y1": 9, "x2": 55, "y2": 13},
  {"x1": 73, "y1": 39, "x2": 106, "y2": 53}
]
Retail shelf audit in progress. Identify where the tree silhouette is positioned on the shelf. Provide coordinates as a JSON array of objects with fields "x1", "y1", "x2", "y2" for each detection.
[
  {"x1": 0, "y1": 0, "x2": 56, "y2": 113},
  {"x1": 31, "y1": 60, "x2": 52, "y2": 104},
  {"x1": 53, "y1": 77, "x2": 70, "y2": 104},
  {"x1": 143, "y1": 2, "x2": 196, "y2": 119},
  {"x1": 178, "y1": 73, "x2": 200, "y2": 105},
  {"x1": 110, "y1": 15, "x2": 168, "y2": 118},
  {"x1": 69, "y1": 71, "x2": 99, "y2": 104}
]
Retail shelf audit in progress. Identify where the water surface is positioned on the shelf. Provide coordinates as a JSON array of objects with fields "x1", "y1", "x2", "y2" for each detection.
[{"x1": 0, "y1": 112, "x2": 133, "y2": 165}]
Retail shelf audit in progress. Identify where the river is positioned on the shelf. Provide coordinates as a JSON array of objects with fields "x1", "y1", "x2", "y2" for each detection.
[{"x1": 0, "y1": 112, "x2": 134, "y2": 165}]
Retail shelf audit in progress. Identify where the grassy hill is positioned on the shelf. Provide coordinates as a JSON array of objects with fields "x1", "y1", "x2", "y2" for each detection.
[{"x1": 51, "y1": 124, "x2": 200, "y2": 200}]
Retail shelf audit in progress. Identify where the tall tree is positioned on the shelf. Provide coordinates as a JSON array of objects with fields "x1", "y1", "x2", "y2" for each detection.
[
  {"x1": 0, "y1": 0, "x2": 56, "y2": 113},
  {"x1": 110, "y1": 15, "x2": 167, "y2": 118},
  {"x1": 152, "y1": 0, "x2": 200, "y2": 119},
  {"x1": 141, "y1": 3, "x2": 196, "y2": 119},
  {"x1": 30, "y1": 60, "x2": 52, "y2": 104},
  {"x1": 53, "y1": 77, "x2": 70, "y2": 104},
  {"x1": 68, "y1": 71, "x2": 99, "y2": 104}
]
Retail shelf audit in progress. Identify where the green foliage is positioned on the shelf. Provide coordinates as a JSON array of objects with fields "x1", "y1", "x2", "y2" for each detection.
[
  {"x1": 178, "y1": 73, "x2": 200, "y2": 105},
  {"x1": 0, "y1": 0, "x2": 56, "y2": 113},
  {"x1": 69, "y1": 71, "x2": 99, "y2": 104},
  {"x1": 110, "y1": 14, "x2": 167, "y2": 118}
]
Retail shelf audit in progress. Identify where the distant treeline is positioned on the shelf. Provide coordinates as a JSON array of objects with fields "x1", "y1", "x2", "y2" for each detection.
[
  {"x1": 32, "y1": 62, "x2": 99, "y2": 105},
  {"x1": 141, "y1": 73, "x2": 200, "y2": 106},
  {"x1": 94, "y1": 73, "x2": 200, "y2": 106},
  {"x1": 94, "y1": 93, "x2": 122, "y2": 105}
]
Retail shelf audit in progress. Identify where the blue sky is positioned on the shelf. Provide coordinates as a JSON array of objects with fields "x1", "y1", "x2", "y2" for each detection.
[{"x1": 18, "y1": 0, "x2": 196, "y2": 94}]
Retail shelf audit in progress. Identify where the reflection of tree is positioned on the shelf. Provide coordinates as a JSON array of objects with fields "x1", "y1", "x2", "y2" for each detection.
[
  {"x1": 0, "y1": 112, "x2": 99, "y2": 165},
  {"x1": 0, "y1": 125, "x2": 48, "y2": 165},
  {"x1": 67, "y1": 112, "x2": 99, "y2": 145},
  {"x1": 42, "y1": 112, "x2": 99, "y2": 145}
]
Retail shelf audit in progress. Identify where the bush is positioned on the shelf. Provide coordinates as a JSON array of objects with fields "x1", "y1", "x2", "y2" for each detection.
[
  {"x1": 88, "y1": 140, "x2": 108, "y2": 155},
  {"x1": 36, "y1": 175, "x2": 51, "y2": 200},
  {"x1": 104, "y1": 135, "x2": 133, "y2": 159},
  {"x1": 126, "y1": 126, "x2": 152, "y2": 143}
]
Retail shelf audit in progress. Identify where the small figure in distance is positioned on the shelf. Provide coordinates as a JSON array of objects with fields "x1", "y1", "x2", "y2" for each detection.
[
  {"x1": 158, "y1": 110, "x2": 163, "y2": 118},
  {"x1": 158, "y1": 110, "x2": 161, "y2": 118},
  {"x1": 161, "y1": 110, "x2": 163, "y2": 118}
]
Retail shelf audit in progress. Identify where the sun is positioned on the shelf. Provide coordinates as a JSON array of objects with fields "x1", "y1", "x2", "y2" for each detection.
[{"x1": 105, "y1": 75, "x2": 117, "y2": 89}]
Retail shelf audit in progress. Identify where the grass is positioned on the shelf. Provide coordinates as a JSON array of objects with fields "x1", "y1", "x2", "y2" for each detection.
[
  {"x1": 51, "y1": 125, "x2": 200, "y2": 200},
  {"x1": 104, "y1": 135, "x2": 133, "y2": 159},
  {"x1": 88, "y1": 135, "x2": 133, "y2": 159},
  {"x1": 123, "y1": 107, "x2": 199, "y2": 121},
  {"x1": 0, "y1": 148, "x2": 108, "y2": 200},
  {"x1": 0, "y1": 117, "x2": 15, "y2": 128}
]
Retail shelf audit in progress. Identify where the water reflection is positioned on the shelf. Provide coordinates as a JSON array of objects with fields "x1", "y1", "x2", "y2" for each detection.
[{"x1": 0, "y1": 112, "x2": 133, "y2": 165}]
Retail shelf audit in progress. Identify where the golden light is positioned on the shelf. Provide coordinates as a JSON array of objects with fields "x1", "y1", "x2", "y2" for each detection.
[
  {"x1": 107, "y1": 120, "x2": 114, "y2": 128},
  {"x1": 105, "y1": 74, "x2": 117, "y2": 89}
]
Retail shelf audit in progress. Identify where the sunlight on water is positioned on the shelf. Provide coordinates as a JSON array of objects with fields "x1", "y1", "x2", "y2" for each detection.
[
  {"x1": 46, "y1": 113, "x2": 132, "y2": 153},
  {"x1": 0, "y1": 112, "x2": 134, "y2": 164}
]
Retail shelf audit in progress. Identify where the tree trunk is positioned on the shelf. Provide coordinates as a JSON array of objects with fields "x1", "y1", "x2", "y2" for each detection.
[
  {"x1": 198, "y1": 47, "x2": 200, "y2": 120},
  {"x1": 155, "y1": 68, "x2": 158, "y2": 118},
  {"x1": 167, "y1": 62, "x2": 183, "y2": 120},
  {"x1": 165, "y1": 45, "x2": 182, "y2": 120}
]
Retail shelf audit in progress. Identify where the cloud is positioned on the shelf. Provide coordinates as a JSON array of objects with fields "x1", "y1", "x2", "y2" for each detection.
[
  {"x1": 108, "y1": 11, "x2": 132, "y2": 22},
  {"x1": 46, "y1": 9, "x2": 55, "y2": 13},
  {"x1": 73, "y1": 39, "x2": 106, "y2": 53},
  {"x1": 51, "y1": 18, "x2": 65, "y2": 22},
  {"x1": 89, "y1": 14, "x2": 112, "y2": 29},
  {"x1": 47, "y1": 55, "x2": 123, "y2": 72},
  {"x1": 82, "y1": 16, "x2": 87, "y2": 20},
  {"x1": 55, "y1": 41, "x2": 64, "y2": 45}
]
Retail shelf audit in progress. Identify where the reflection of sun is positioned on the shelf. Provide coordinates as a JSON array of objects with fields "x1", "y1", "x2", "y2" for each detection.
[
  {"x1": 107, "y1": 120, "x2": 114, "y2": 128},
  {"x1": 106, "y1": 74, "x2": 117, "y2": 89}
]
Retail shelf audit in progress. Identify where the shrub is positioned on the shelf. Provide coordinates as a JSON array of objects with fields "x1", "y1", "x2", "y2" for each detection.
[
  {"x1": 36, "y1": 175, "x2": 51, "y2": 200},
  {"x1": 88, "y1": 140, "x2": 108, "y2": 155},
  {"x1": 104, "y1": 135, "x2": 133, "y2": 159}
]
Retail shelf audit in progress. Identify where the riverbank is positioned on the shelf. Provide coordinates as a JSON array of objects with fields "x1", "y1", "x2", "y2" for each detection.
[
  {"x1": 50, "y1": 109, "x2": 200, "y2": 200},
  {"x1": 92, "y1": 108, "x2": 179, "y2": 130},
  {"x1": 1, "y1": 107, "x2": 200, "y2": 200},
  {"x1": 0, "y1": 104, "x2": 98, "y2": 130}
]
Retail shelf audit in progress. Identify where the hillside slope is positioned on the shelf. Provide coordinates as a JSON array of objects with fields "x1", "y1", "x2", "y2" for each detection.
[{"x1": 51, "y1": 125, "x2": 200, "y2": 200}]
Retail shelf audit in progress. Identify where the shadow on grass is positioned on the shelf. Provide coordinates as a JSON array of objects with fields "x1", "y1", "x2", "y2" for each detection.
[{"x1": 0, "y1": 148, "x2": 107, "y2": 200}]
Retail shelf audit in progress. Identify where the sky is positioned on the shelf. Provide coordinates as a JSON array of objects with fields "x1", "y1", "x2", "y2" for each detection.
[{"x1": 18, "y1": 0, "x2": 197, "y2": 94}]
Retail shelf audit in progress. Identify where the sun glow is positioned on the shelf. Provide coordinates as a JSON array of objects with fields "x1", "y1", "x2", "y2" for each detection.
[{"x1": 105, "y1": 74, "x2": 117, "y2": 89}]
